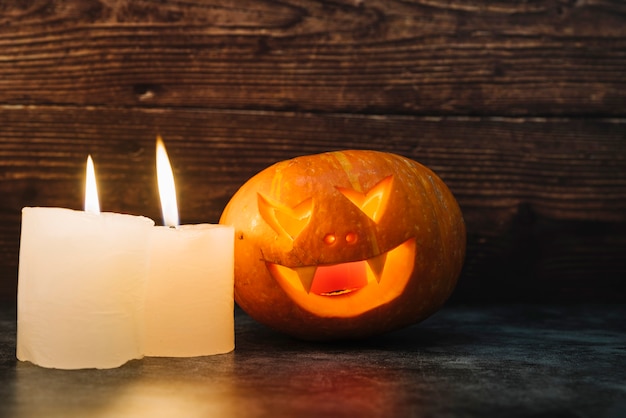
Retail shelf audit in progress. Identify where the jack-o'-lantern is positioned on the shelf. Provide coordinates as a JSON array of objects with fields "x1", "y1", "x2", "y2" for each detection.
[{"x1": 220, "y1": 150, "x2": 465, "y2": 340}]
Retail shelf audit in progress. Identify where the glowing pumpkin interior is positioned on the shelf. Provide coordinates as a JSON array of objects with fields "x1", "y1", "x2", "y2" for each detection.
[{"x1": 258, "y1": 175, "x2": 417, "y2": 318}]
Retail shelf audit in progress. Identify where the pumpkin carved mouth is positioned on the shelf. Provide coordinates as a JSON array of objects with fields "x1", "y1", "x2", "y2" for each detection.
[
  {"x1": 266, "y1": 238, "x2": 416, "y2": 317},
  {"x1": 309, "y1": 260, "x2": 372, "y2": 296},
  {"x1": 267, "y1": 252, "x2": 387, "y2": 297}
]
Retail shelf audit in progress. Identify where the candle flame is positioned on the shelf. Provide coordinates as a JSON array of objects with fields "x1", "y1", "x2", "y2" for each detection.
[
  {"x1": 85, "y1": 155, "x2": 100, "y2": 214},
  {"x1": 156, "y1": 136, "x2": 179, "y2": 227}
]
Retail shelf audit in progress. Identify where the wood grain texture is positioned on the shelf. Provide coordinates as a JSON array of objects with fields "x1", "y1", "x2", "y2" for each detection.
[
  {"x1": 1, "y1": 0, "x2": 625, "y2": 115},
  {"x1": 1, "y1": 0, "x2": 625, "y2": 303},
  {"x1": 1, "y1": 106, "x2": 625, "y2": 302}
]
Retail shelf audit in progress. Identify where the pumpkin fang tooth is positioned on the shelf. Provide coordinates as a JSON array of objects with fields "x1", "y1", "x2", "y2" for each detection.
[
  {"x1": 366, "y1": 252, "x2": 387, "y2": 283},
  {"x1": 267, "y1": 263, "x2": 316, "y2": 293},
  {"x1": 268, "y1": 243, "x2": 400, "y2": 296},
  {"x1": 295, "y1": 266, "x2": 317, "y2": 293}
]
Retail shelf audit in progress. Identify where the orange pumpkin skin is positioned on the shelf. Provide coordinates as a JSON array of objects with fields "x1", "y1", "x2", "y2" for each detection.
[{"x1": 220, "y1": 150, "x2": 465, "y2": 340}]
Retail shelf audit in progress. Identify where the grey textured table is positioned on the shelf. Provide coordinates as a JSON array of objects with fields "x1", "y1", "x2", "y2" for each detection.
[{"x1": 0, "y1": 304, "x2": 624, "y2": 418}]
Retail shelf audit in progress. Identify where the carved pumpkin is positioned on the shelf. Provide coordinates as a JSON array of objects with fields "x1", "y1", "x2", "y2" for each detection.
[{"x1": 220, "y1": 150, "x2": 465, "y2": 340}]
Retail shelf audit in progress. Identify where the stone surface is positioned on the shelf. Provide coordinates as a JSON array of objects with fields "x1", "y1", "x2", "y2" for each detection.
[{"x1": 0, "y1": 304, "x2": 625, "y2": 418}]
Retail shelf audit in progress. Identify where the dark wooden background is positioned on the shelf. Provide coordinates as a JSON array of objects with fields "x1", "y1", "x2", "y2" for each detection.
[{"x1": 1, "y1": 0, "x2": 624, "y2": 304}]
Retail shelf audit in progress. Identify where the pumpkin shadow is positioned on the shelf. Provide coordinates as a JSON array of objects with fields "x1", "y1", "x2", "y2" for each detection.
[
  {"x1": 234, "y1": 306, "x2": 478, "y2": 354},
  {"x1": 232, "y1": 308, "x2": 482, "y2": 417}
]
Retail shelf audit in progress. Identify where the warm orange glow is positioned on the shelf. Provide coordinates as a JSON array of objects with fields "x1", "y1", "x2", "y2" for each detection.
[
  {"x1": 309, "y1": 261, "x2": 368, "y2": 296},
  {"x1": 267, "y1": 238, "x2": 416, "y2": 318},
  {"x1": 257, "y1": 194, "x2": 313, "y2": 240},
  {"x1": 84, "y1": 155, "x2": 100, "y2": 214},
  {"x1": 336, "y1": 176, "x2": 393, "y2": 223},
  {"x1": 156, "y1": 136, "x2": 179, "y2": 227}
]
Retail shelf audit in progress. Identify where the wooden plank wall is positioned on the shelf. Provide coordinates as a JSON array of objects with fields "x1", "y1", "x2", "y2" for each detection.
[{"x1": 1, "y1": 0, "x2": 625, "y2": 304}]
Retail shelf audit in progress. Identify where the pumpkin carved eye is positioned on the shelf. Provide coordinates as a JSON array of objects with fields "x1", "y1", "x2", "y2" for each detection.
[
  {"x1": 258, "y1": 193, "x2": 313, "y2": 240},
  {"x1": 336, "y1": 175, "x2": 393, "y2": 223}
]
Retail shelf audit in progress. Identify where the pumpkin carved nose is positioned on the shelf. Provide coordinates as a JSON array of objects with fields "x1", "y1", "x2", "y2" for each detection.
[
  {"x1": 323, "y1": 232, "x2": 359, "y2": 246},
  {"x1": 323, "y1": 233, "x2": 336, "y2": 245},
  {"x1": 345, "y1": 232, "x2": 358, "y2": 244}
]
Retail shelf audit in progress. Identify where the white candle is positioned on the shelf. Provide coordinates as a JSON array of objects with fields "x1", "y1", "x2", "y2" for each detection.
[
  {"x1": 144, "y1": 225, "x2": 234, "y2": 356},
  {"x1": 17, "y1": 157, "x2": 155, "y2": 369},
  {"x1": 17, "y1": 144, "x2": 235, "y2": 367},
  {"x1": 142, "y1": 138, "x2": 234, "y2": 357}
]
